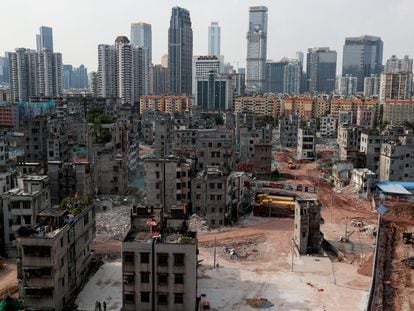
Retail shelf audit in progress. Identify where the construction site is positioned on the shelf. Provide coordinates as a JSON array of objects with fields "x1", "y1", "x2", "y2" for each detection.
[{"x1": 2, "y1": 146, "x2": 414, "y2": 310}]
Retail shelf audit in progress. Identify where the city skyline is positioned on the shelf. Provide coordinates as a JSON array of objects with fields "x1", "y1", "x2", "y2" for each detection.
[{"x1": 0, "y1": 0, "x2": 413, "y2": 73}]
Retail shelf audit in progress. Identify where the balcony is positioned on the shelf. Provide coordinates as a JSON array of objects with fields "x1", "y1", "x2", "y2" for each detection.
[{"x1": 24, "y1": 276, "x2": 53, "y2": 288}]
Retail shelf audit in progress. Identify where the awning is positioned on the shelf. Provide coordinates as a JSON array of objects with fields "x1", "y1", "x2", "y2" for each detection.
[{"x1": 377, "y1": 184, "x2": 411, "y2": 195}]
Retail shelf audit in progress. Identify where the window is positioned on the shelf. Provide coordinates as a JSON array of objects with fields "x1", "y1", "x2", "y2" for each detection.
[
  {"x1": 123, "y1": 252, "x2": 134, "y2": 263},
  {"x1": 158, "y1": 253, "x2": 168, "y2": 266},
  {"x1": 60, "y1": 257, "x2": 64, "y2": 268},
  {"x1": 196, "y1": 194, "x2": 201, "y2": 200},
  {"x1": 125, "y1": 294, "x2": 135, "y2": 303},
  {"x1": 174, "y1": 273, "x2": 184, "y2": 284},
  {"x1": 211, "y1": 207, "x2": 216, "y2": 213},
  {"x1": 210, "y1": 194, "x2": 215, "y2": 200},
  {"x1": 141, "y1": 292, "x2": 150, "y2": 303},
  {"x1": 217, "y1": 195, "x2": 222, "y2": 201},
  {"x1": 158, "y1": 293, "x2": 168, "y2": 305},
  {"x1": 217, "y1": 183, "x2": 223, "y2": 189},
  {"x1": 174, "y1": 293, "x2": 184, "y2": 304},
  {"x1": 141, "y1": 272, "x2": 150, "y2": 283},
  {"x1": 158, "y1": 273, "x2": 168, "y2": 285},
  {"x1": 84, "y1": 214, "x2": 89, "y2": 226},
  {"x1": 60, "y1": 237, "x2": 64, "y2": 247},
  {"x1": 140, "y1": 252, "x2": 150, "y2": 263},
  {"x1": 155, "y1": 171, "x2": 160, "y2": 178},
  {"x1": 209, "y1": 183, "x2": 215, "y2": 189},
  {"x1": 174, "y1": 253, "x2": 185, "y2": 266}
]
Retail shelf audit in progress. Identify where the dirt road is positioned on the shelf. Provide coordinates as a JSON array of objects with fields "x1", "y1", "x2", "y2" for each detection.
[{"x1": 0, "y1": 260, "x2": 17, "y2": 298}]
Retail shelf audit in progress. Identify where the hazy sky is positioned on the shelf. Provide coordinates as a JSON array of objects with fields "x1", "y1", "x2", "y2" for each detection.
[{"x1": 1, "y1": 0, "x2": 413, "y2": 72}]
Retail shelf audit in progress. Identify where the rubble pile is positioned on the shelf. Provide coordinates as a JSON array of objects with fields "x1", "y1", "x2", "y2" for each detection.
[
  {"x1": 245, "y1": 298, "x2": 274, "y2": 309},
  {"x1": 188, "y1": 214, "x2": 209, "y2": 232},
  {"x1": 95, "y1": 205, "x2": 131, "y2": 242},
  {"x1": 220, "y1": 240, "x2": 265, "y2": 262}
]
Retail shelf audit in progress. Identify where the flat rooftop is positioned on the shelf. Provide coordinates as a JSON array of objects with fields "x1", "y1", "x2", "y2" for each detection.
[{"x1": 124, "y1": 227, "x2": 197, "y2": 245}]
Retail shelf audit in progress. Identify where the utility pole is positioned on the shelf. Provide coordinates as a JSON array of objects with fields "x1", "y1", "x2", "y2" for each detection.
[
  {"x1": 213, "y1": 236, "x2": 217, "y2": 269},
  {"x1": 330, "y1": 194, "x2": 333, "y2": 224},
  {"x1": 345, "y1": 216, "x2": 348, "y2": 242},
  {"x1": 291, "y1": 239, "x2": 294, "y2": 272}
]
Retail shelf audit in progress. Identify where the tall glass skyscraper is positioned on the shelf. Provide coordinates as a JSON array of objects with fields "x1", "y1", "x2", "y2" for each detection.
[
  {"x1": 342, "y1": 35, "x2": 383, "y2": 92},
  {"x1": 131, "y1": 22, "x2": 152, "y2": 63},
  {"x1": 306, "y1": 47, "x2": 337, "y2": 93},
  {"x1": 36, "y1": 26, "x2": 53, "y2": 52},
  {"x1": 246, "y1": 6, "x2": 268, "y2": 93},
  {"x1": 208, "y1": 22, "x2": 221, "y2": 57},
  {"x1": 168, "y1": 7, "x2": 193, "y2": 95}
]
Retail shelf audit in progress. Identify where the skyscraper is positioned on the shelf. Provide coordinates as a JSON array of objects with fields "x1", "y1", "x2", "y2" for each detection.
[
  {"x1": 0, "y1": 56, "x2": 8, "y2": 83},
  {"x1": 342, "y1": 35, "x2": 383, "y2": 92},
  {"x1": 192, "y1": 55, "x2": 221, "y2": 95},
  {"x1": 97, "y1": 36, "x2": 149, "y2": 103},
  {"x1": 208, "y1": 22, "x2": 221, "y2": 57},
  {"x1": 246, "y1": 6, "x2": 268, "y2": 92},
  {"x1": 283, "y1": 60, "x2": 302, "y2": 95},
  {"x1": 36, "y1": 26, "x2": 54, "y2": 52},
  {"x1": 306, "y1": 47, "x2": 337, "y2": 93},
  {"x1": 168, "y1": 6, "x2": 193, "y2": 96},
  {"x1": 8, "y1": 48, "x2": 62, "y2": 102},
  {"x1": 264, "y1": 60, "x2": 288, "y2": 93},
  {"x1": 130, "y1": 23, "x2": 152, "y2": 63},
  {"x1": 63, "y1": 64, "x2": 89, "y2": 89}
]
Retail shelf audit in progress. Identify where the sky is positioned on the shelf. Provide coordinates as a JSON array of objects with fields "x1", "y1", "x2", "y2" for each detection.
[{"x1": 1, "y1": 0, "x2": 413, "y2": 72}]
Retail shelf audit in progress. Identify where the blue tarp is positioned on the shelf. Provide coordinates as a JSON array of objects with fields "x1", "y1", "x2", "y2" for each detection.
[
  {"x1": 377, "y1": 205, "x2": 388, "y2": 215},
  {"x1": 377, "y1": 184, "x2": 412, "y2": 195},
  {"x1": 378, "y1": 181, "x2": 414, "y2": 190}
]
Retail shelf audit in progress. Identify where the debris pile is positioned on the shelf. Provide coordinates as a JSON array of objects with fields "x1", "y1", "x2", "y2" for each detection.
[
  {"x1": 245, "y1": 298, "x2": 274, "y2": 309},
  {"x1": 188, "y1": 214, "x2": 209, "y2": 232},
  {"x1": 95, "y1": 205, "x2": 131, "y2": 242},
  {"x1": 221, "y1": 240, "x2": 265, "y2": 262}
]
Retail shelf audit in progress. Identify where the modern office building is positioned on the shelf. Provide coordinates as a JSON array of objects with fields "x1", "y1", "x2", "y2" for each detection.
[
  {"x1": 208, "y1": 22, "x2": 221, "y2": 57},
  {"x1": 131, "y1": 22, "x2": 152, "y2": 64},
  {"x1": 196, "y1": 72, "x2": 232, "y2": 111},
  {"x1": 306, "y1": 47, "x2": 337, "y2": 93},
  {"x1": 168, "y1": 7, "x2": 193, "y2": 96},
  {"x1": 342, "y1": 35, "x2": 383, "y2": 92},
  {"x1": 8, "y1": 48, "x2": 63, "y2": 102},
  {"x1": 0, "y1": 56, "x2": 8, "y2": 84},
  {"x1": 336, "y1": 75, "x2": 358, "y2": 96},
  {"x1": 363, "y1": 75, "x2": 380, "y2": 97},
  {"x1": 264, "y1": 60, "x2": 288, "y2": 93},
  {"x1": 192, "y1": 55, "x2": 221, "y2": 95},
  {"x1": 246, "y1": 6, "x2": 268, "y2": 92},
  {"x1": 36, "y1": 26, "x2": 53, "y2": 52},
  {"x1": 97, "y1": 36, "x2": 149, "y2": 103}
]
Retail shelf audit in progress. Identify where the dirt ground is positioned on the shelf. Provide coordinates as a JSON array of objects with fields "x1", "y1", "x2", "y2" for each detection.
[
  {"x1": 0, "y1": 259, "x2": 18, "y2": 298},
  {"x1": 198, "y1": 216, "x2": 372, "y2": 311}
]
